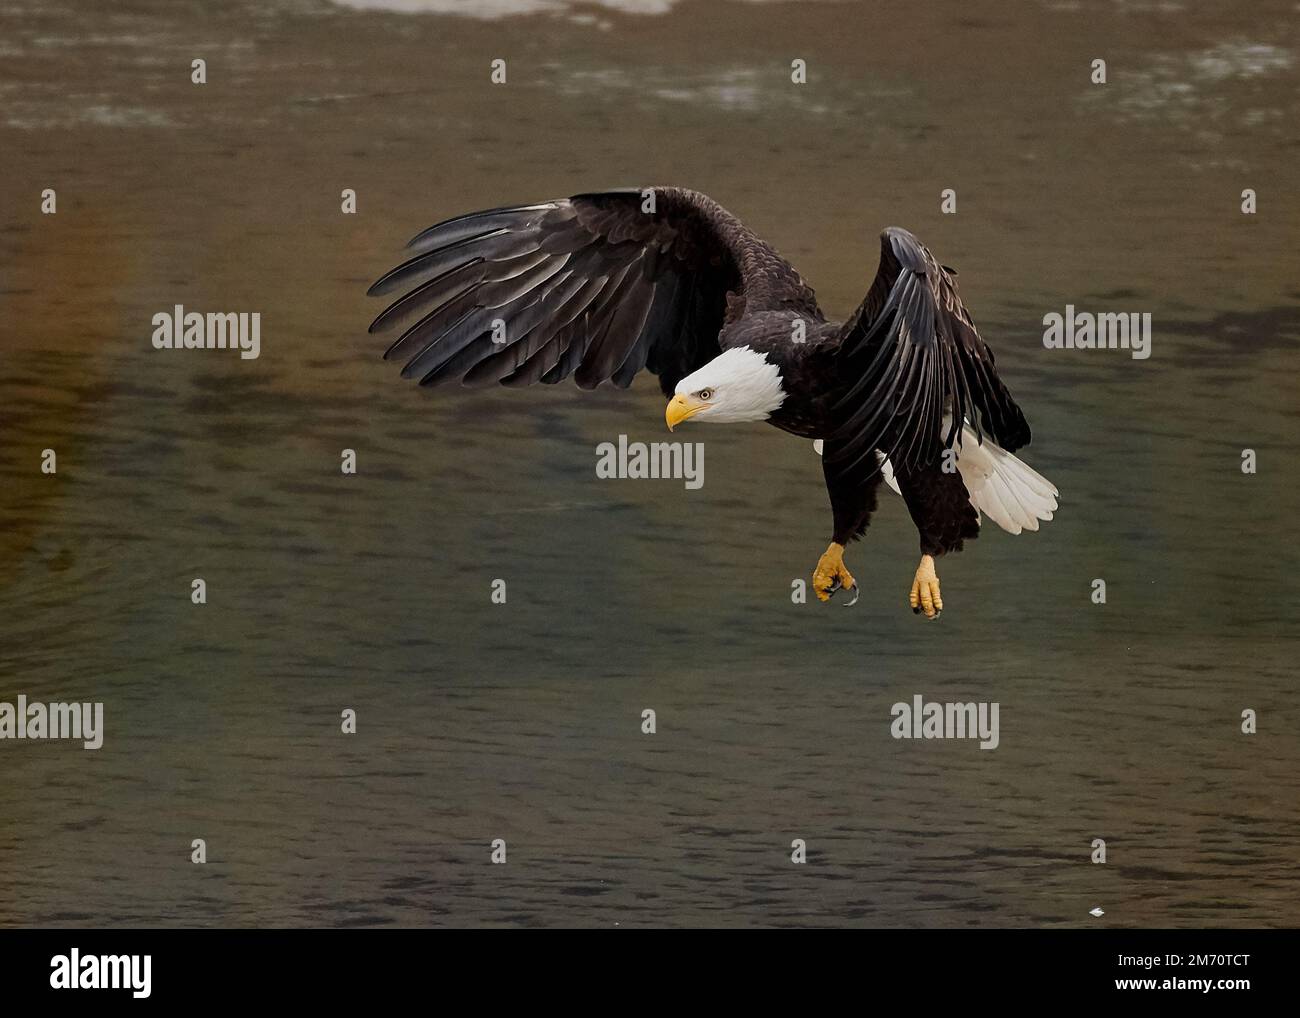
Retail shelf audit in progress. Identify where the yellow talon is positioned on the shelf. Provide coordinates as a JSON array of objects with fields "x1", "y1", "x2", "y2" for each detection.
[
  {"x1": 812, "y1": 542, "x2": 856, "y2": 602},
  {"x1": 908, "y1": 554, "x2": 943, "y2": 619}
]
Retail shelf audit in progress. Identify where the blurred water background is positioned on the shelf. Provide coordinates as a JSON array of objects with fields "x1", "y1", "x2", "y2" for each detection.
[{"x1": 0, "y1": 0, "x2": 1297, "y2": 926}]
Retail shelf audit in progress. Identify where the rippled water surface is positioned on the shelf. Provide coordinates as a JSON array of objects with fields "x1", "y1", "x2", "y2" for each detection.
[{"x1": 1, "y1": 0, "x2": 1297, "y2": 927}]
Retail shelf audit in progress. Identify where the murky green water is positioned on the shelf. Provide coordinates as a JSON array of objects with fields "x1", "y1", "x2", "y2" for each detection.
[{"x1": 1, "y1": 0, "x2": 1297, "y2": 927}]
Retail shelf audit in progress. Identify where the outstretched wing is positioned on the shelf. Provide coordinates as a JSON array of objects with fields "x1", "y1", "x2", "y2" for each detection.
[
  {"x1": 369, "y1": 187, "x2": 821, "y2": 397},
  {"x1": 827, "y1": 227, "x2": 1030, "y2": 477}
]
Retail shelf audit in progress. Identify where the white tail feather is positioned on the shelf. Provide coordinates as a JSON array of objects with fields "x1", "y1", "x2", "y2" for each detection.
[
  {"x1": 951, "y1": 423, "x2": 1057, "y2": 534},
  {"x1": 817, "y1": 422, "x2": 1058, "y2": 536}
]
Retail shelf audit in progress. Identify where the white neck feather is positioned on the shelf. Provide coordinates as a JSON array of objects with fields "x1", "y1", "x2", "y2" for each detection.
[{"x1": 675, "y1": 347, "x2": 786, "y2": 423}]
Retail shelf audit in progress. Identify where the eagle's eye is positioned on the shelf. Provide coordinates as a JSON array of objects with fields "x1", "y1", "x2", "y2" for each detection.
[{"x1": 698, "y1": 388, "x2": 713, "y2": 401}]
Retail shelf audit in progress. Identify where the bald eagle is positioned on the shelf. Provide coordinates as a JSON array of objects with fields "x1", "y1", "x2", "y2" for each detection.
[{"x1": 368, "y1": 187, "x2": 1057, "y2": 618}]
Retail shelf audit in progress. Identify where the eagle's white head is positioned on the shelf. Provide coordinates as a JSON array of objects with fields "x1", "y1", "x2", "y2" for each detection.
[{"x1": 665, "y1": 347, "x2": 786, "y2": 430}]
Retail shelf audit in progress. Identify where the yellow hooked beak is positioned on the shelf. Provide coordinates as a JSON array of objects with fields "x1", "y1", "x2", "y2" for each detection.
[{"x1": 665, "y1": 393, "x2": 705, "y2": 431}]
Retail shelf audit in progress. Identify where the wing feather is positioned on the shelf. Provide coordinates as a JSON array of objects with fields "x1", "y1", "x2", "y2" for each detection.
[
  {"x1": 370, "y1": 187, "x2": 820, "y2": 397},
  {"x1": 828, "y1": 228, "x2": 1030, "y2": 479}
]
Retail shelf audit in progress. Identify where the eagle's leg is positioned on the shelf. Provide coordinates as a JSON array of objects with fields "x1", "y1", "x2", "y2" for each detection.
[
  {"x1": 909, "y1": 554, "x2": 943, "y2": 619},
  {"x1": 817, "y1": 438, "x2": 881, "y2": 607},
  {"x1": 813, "y1": 542, "x2": 857, "y2": 603},
  {"x1": 893, "y1": 459, "x2": 979, "y2": 622}
]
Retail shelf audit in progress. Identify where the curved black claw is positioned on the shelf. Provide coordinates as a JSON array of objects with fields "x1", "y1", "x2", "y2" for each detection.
[{"x1": 827, "y1": 578, "x2": 860, "y2": 607}]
